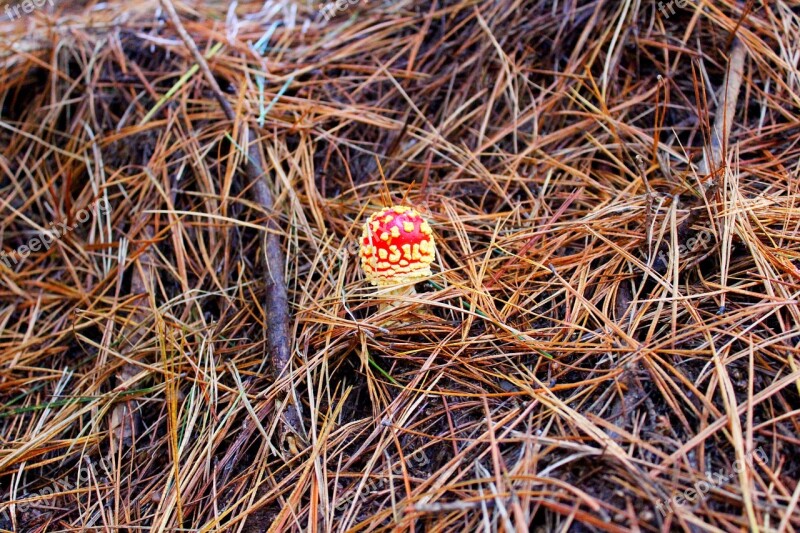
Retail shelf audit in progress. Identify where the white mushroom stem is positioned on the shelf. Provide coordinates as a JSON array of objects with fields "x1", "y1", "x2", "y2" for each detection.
[{"x1": 376, "y1": 283, "x2": 417, "y2": 317}]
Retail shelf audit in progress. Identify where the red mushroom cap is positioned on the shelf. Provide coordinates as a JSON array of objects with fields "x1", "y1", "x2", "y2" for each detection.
[{"x1": 359, "y1": 206, "x2": 436, "y2": 286}]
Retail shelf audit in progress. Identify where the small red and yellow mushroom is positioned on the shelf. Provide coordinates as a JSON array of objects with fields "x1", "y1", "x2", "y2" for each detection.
[{"x1": 359, "y1": 206, "x2": 436, "y2": 306}]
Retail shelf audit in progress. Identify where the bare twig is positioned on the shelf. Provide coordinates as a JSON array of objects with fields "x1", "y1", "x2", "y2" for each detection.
[
  {"x1": 159, "y1": 0, "x2": 303, "y2": 450},
  {"x1": 698, "y1": 38, "x2": 747, "y2": 177}
]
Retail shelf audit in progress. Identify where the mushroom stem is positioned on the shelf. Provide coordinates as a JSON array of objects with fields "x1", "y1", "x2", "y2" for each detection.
[{"x1": 377, "y1": 284, "x2": 417, "y2": 316}]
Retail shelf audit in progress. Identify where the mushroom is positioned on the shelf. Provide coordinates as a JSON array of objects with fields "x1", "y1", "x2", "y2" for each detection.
[{"x1": 359, "y1": 205, "x2": 436, "y2": 314}]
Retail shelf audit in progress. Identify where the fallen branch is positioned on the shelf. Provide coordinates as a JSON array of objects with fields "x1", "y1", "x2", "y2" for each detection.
[
  {"x1": 698, "y1": 38, "x2": 747, "y2": 177},
  {"x1": 159, "y1": 0, "x2": 304, "y2": 452},
  {"x1": 109, "y1": 224, "x2": 153, "y2": 458}
]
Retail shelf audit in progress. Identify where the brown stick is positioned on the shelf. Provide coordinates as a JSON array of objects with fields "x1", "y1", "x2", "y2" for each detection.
[
  {"x1": 159, "y1": 0, "x2": 303, "y2": 449},
  {"x1": 698, "y1": 38, "x2": 747, "y2": 177},
  {"x1": 109, "y1": 224, "x2": 152, "y2": 457}
]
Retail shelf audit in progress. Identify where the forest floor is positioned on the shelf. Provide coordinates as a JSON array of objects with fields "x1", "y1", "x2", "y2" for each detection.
[{"x1": 1, "y1": 0, "x2": 799, "y2": 531}]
